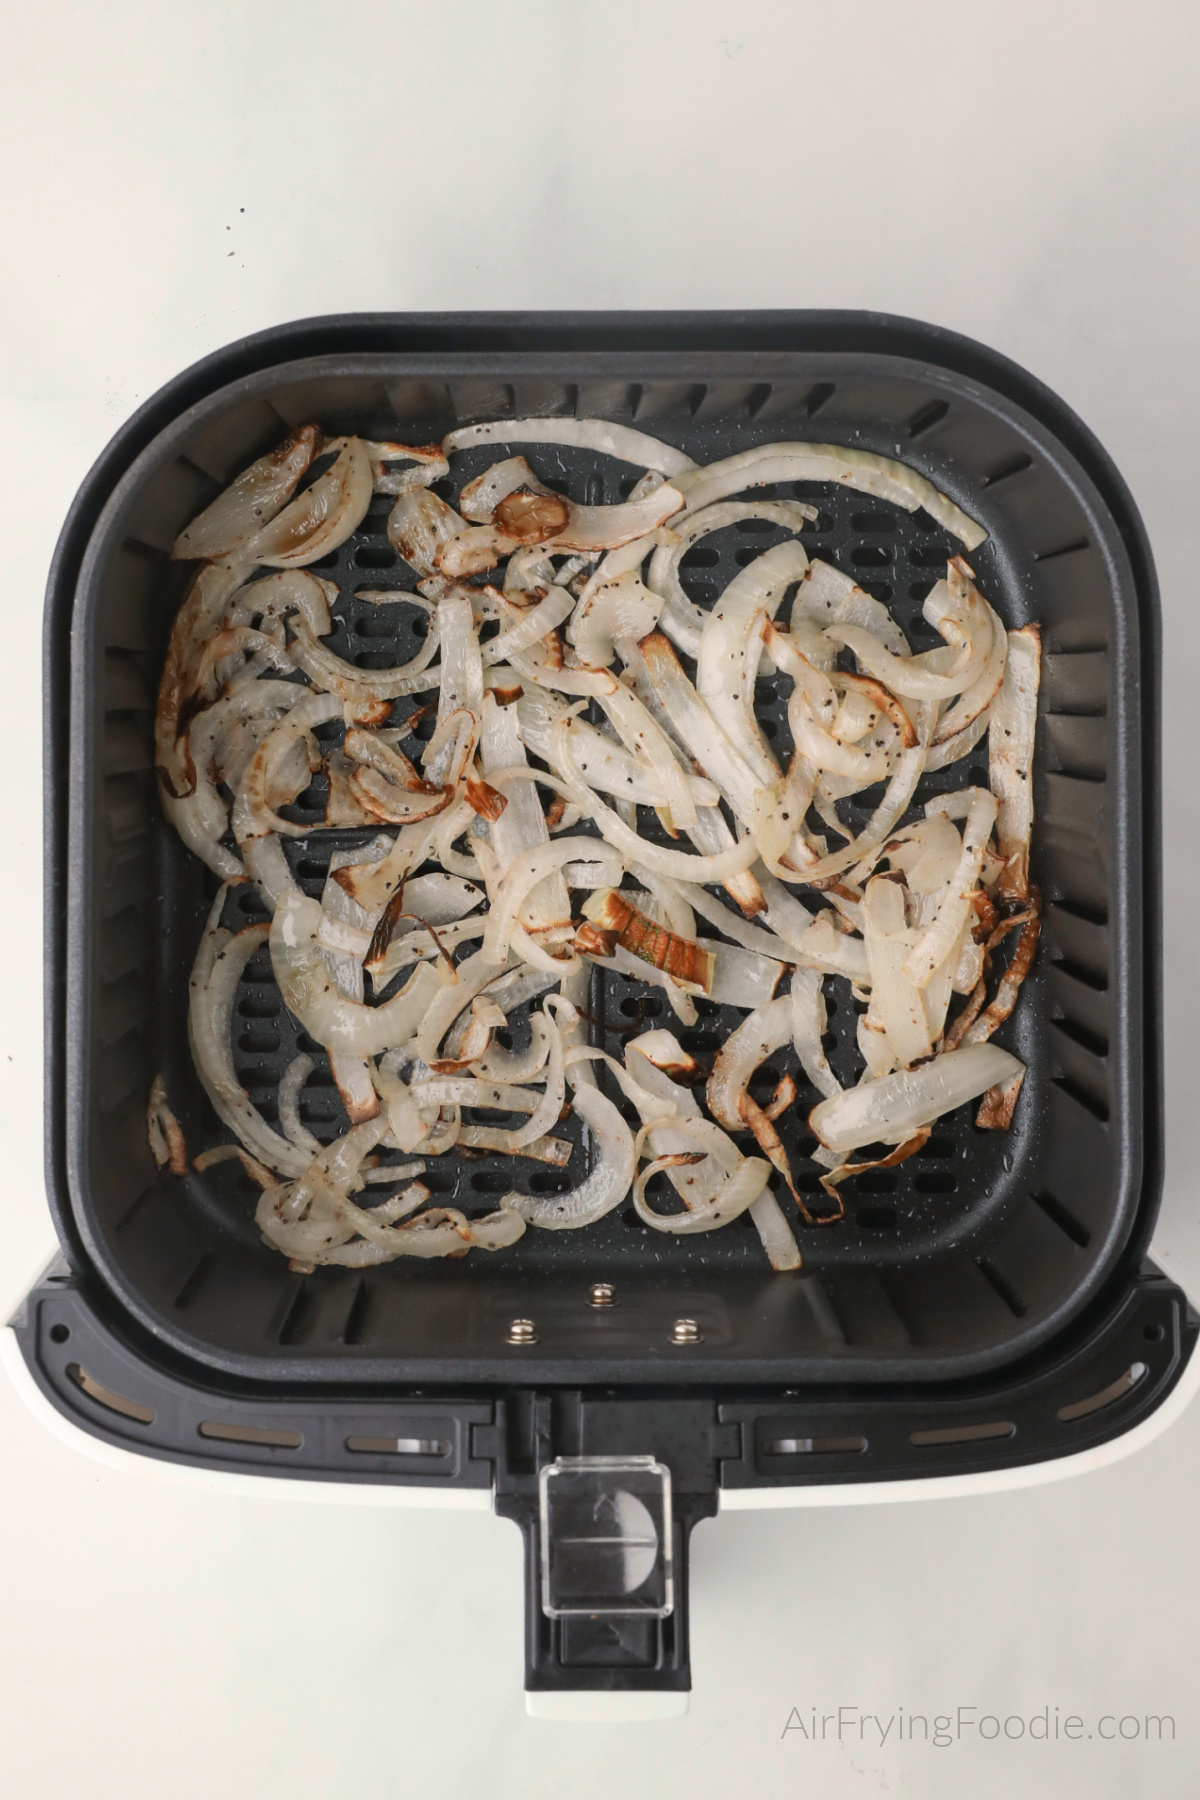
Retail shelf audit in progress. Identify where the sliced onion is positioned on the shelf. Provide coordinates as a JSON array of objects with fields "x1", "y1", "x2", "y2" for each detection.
[
  {"x1": 790, "y1": 692, "x2": 892, "y2": 785},
  {"x1": 479, "y1": 690, "x2": 570, "y2": 937},
  {"x1": 278, "y1": 1054, "x2": 321, "y2": 1154},
  {"x1": 482, "y1": 583, "x2": 576, "y2": 665},
  {"x1": 481, "y1": 836, "x2": 599, "y2": 966},
  {"x1": 458, "y1": 1127, "x2": 571, "y2": 1165},
  {"x1": 412, "y1": 947, "x2": 516, "y2": 1064},
  {"x1": 796, "y1": 912, "x2": 870, "y2": 982},
  {"x1": 271, "y1": 891, "x2": 443, "y2": 1058},
  {"x1": 747, "y1": 1192, "x2": 803, "y2": 1270},
  {"x1": 323, "y1": 1048, "x2": 377, "y2": 1124},
  {"x1": 862, "y1": 875, "x2": 932, "y2": 1067},
  {"x1": 443, "y1": 417, "x2": 697, "y2": 478},
  {"x1": 500, "y1": 1080, "x2": 634, "y2": 1229},
  {"x1": 289, "y1": 615, "x2": 440, "y2": 701},
  {"x1": 164, "y1": 417, "x2": 1039, "y2": 1269},
  {"x1": 568, "y1": 570, "x2": 664, "y2": 669},
  {"x1": 831, "y1": 615, "x2": 909, "y2": 687},
  {"x1": 790, "y1": 968, "x2": 841, "y2": 1100},
  {"x1": 647, "y1": 872, "x2": 796, "y2": 965},
  {"x1": 172, "y1": 427, "x2": 322, "y2": 561},
  {"x1": 633, "y1": 1119, "x2": 772, "y2": 1233},
  {"x1": 582, "y1": 888, "x2": 714, "y2": 993},
  {"x1": 580, "y1": 942, "x2": 696, "y2": 1027},
  {"x1": 166, "y1": 680, "x2": 305, "y2": 877},
  {"x1": 901, "y1": 786, "x2": 998, "y2": 988},
  {"x1": 231, "y1": 692, "x2": 341, "y2": 842},
  {"x1": 228, "y1": 568, "x2": 333, "y2": 635},
  {"x1": 429, "y1": 591, "x2": 483, "y2": 731},
  {"x1": 696, "y1": 539, "x2": 808, "y2": 786},
  {"x1": 828, "y1": 619, "x2": 970, "y2": 702},
  {"x1": 554, "y1": 715, "x2": 764, "y2": 887},
  {"x1": 475, "y1": 1010, "x2": 553, "y2": 1083},
  {"x1": 250, "y1": 438, "x2": 373, "y2": 568},
  {"x1": 782, "y1": 710, "x2": 936, "y2": 887},
  {"x1": 387, "y1": 489, "x2": 466, "y2": 577},
  {"x1": 673, "y1": 442, "x2": 985, "y2": 550},
  {"x1": 925, "y1": 707, "x2": 992, "y2": 772},
  {"x1": 882, "y1": 814, "x2": 962, "y2": 893},
  {"x1": 525, "y1": 712, "x2": 718, "y2": 813},
  {"x1": 636, "y1": 633, "x2": 764, "y2": 823},
  {"x1": 459, "y1": 455, "x2": 555, "y2": 522},
  {"x1": 648, "y1": 500, "x2": 814, "y2": 655},
  {"x1": 155, "y1": 560, "x2": 254, "y2": 799},
  {"x1": 505, "y1": 996, "x2": 567, "y2": 1148},
  {"x1": 188, "y1": 892, "x2": 310, "y2": 1176},
  {"x1": 961, "y1": 908, "x2": 1041, "y2": 1048},
  {"x1": 362, "y1": 440, "x2": 448, "y2": 497},
  {"x1": 707, "y1": 995, "x2": 794, "y2": 1132},
  {"x1": 147, "y1": 1073, "x2": 187, "y2": 1175},
  {"x1": 809, "y1": 1043, "x2": 1025, "y2": 1154},
  {"x1": 934, "y1": 601, "x2": 1008, "y2": 743},
  {"x1": 989, "y1": 624, "x2": 1040, "y2": 899},
  {"x1": 530, "y1": 483, "x2": 684, "y2": 554}
]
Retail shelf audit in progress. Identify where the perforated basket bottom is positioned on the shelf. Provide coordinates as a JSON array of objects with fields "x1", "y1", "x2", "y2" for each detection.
[{"x1": 186, "y1": 440, "x2": 1033, "y2": 1282}]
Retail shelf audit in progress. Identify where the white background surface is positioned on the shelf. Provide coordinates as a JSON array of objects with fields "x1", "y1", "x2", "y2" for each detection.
[{"x1": 2, "y1": 3, "x2": 1199, "y2": 1794}]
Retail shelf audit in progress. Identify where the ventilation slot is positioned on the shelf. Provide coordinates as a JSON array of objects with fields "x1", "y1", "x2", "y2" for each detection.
[
  {"x1": 355, "y1": 650, "x2": 408, "y2": 670},
  {"x1": 198, "y1": 1421, "x2": 302, "y2": 1448},
  {"x1": 1051, "y1": 763, "x2": 1106, "y2": 786},
  {"x1": 278, "y1": 1282, "x2": 318, "y2": 1346},
  {"x1": 67, "y1": 1365, "x2": 155, "y2": 1424},
  {"x1": 173, "y1": 1256, "x2": 212, "y2": 1312},
  {"x1": 1034, "y1": 538, "x2": 1089, "y2": 563},
  {"x1": 762, "y1": 1434, "x2": 867, "y2": 1457},
  {"x1": 1051, "y1": 1015, "x2": 1108, "y2": 1059},
  {"x1": 345, "y1": 1435, "x2": 450, "y2": 1457},
  {"x1": 1031, "y1": 1189, "x2": 1090, "y2": 1248},
  {"x1": 911, "y1": 1420, "x2": 1015, "y2": 1447},
  {"x1": 238, "y1": 990, "x2": 282, "y2": 1019},
  {"x1": 115, "y1": 1183, "x2": 156, "y2": 1234},
  {"x1": 1052, "y1": 1075, "x2": 1110, "y2": 1123},
  {"x1": 1057, "y1": 1363, "x2": 1147, "y2": 1423},
  {"x1": 976, "y1": 1259, "x2": 1026, "y2": 1317},
  {"x1": 123, "y1": 536, "x2": 171, "y2": 563},
  {"x1": 1050, "y1": 895, "x2": 1108, "y2": 928},
  {"x1": 907, "y1": 399, "x2": 950, "y2": 438},
  {"x1": 355, "y1": 611, "x2": 403, "y2": 637},
  {"x1": 1051, "y1": 954, "x2": 1108, "y2": 993},
  {"x1": 804, "y1": 382, "x2": 835, "y2": 417},
  {"x1": 341, "y1": 1279, "x2": 372, "y2": 1346},
  {"x1": 983, "y1": 452, "x2": 1033, "y2": 487},
  {"x1": 914, "y1": 1171, "x2": 957, "y2": 1195}
]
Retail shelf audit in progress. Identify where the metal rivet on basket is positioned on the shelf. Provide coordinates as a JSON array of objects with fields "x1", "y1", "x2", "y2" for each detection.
[
  {"x1": 589, "y1": 1283, "x2": 617, "y2": 1308},
  {"x1": 507, "y1": 1318, "x2": 538, "y2": 1345},
  {"x1": 671, "y1": 1318, "x2": 702, "y2": 1345}
]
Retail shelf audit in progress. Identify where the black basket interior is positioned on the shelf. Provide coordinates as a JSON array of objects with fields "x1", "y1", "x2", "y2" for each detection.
[{"x1": 63, "y1": 347, "x2": 1148, "y2": 1384}]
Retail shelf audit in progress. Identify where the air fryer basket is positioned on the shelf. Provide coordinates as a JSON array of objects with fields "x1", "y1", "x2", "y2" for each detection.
[
  {"x1": 24, "y1": 313, "x2": 1192, "y2": 1702},
  {"x1": 61, "y1": 329, "x2": 1152, "y2": 1382}
]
